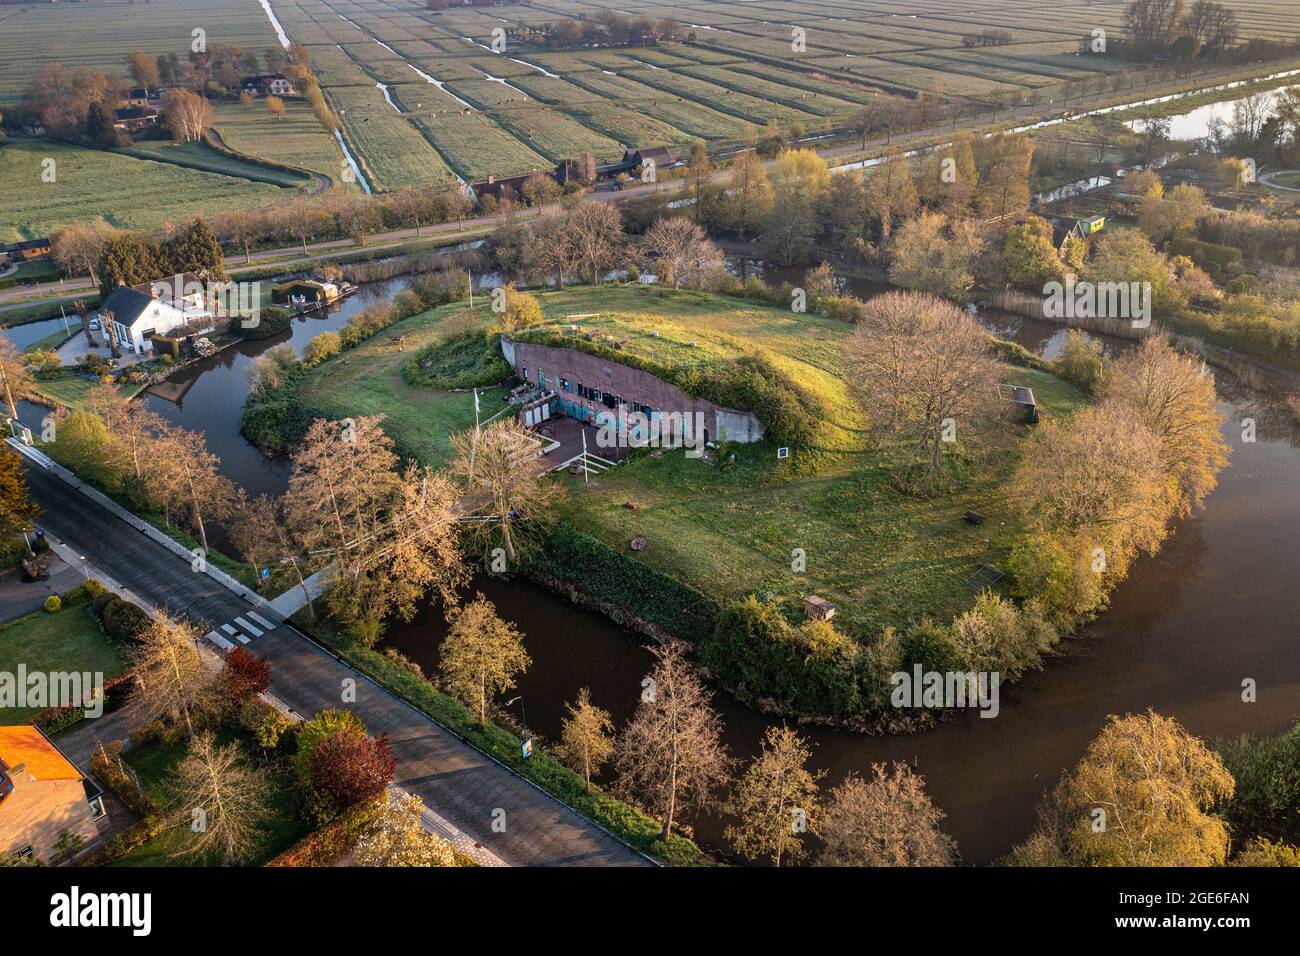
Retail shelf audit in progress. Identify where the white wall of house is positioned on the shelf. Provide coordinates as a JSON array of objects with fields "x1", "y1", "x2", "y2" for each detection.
[{"x1": 105, "y1": 300, "x2": 187, "y2": 354}]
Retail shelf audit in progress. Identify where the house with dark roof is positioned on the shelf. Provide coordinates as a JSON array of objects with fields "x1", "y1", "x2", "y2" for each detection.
[
  {"x1": 622, "y1": 146, "x2": 676, "y2": 174},
  {"x1": 97, "y1": 273, "x2": 217, "y2": 354},
  {"x1": 0, "y1": 726, "x2": 106, "y2": 862}
]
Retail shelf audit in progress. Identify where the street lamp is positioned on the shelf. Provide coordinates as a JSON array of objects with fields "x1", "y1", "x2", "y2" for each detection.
[
  {"x1": 78, "y1": 555, "x2": 88, "y2": 580},
  {"x1": 504, "y1": 695, "x2": 527, "y2": 730}
]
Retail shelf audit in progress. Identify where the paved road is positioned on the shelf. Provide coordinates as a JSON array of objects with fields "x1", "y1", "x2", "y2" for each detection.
[
  {"x1": 0, "y1": 554, "x2": 79, "y2": 623},
  {"x1": 19, "y1": 459, "x2": 651, "y2": 867}
]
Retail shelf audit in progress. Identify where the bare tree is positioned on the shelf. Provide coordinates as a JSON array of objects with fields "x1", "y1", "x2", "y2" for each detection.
[
  {"x1": 160, "y1": 88, "x2": 212, "y2": 142},
  {"x1": 613, "y1": 641, "x2": 731, "y2": 840},
  {"x1": 155, "y1": 424, "x2": 236, "y2": 553},
  {"x1": 818, "y1": 763, "x2": 957, "y2": 866},
  {"x1": 51, "y1": 224, "x2": 111, "y2": 286},
  {"x1": 724, "y1": 725, "x2": 824, "y2": 866},
  {"x1": 439, "y1": 593, "x2": 530, "y2": 725},
  {"x1": 165, "y1": 732, "x2": 272, "y2": 863},
  {"x1": 130, "y1": 609, "x2": 212, "y2": 737},
  {"x1": 449, "y1": 418, "x2": 559, "y2": 565},
  {"x1": 555, "y1": 687, "x2": 615, "y2": 789},
  {"x1": 566, "y1": 200, "x2": 624, "y2": 283},
  {"x1": 526, "y1": 209, "x2": 583, "y2": 287},
  {"x1": 274, "y1": 200, "x2": 328, "y2": 256},
  {"x1": 842, "y1": 291, "x2": 1001, "y2": 487},
  {"x1": 285, "y1": 416, "x2": 466, "y2": 642},
  {"x1": 641, "y1": 216, "x2": 725, "y2": 290}
]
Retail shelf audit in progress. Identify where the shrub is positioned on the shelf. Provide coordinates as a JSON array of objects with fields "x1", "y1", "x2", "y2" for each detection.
[
  {"x1": 701, "y1": 595, "x2": 883, "y2": 718},
  {"x1": 98, "y1": 595, "x2": 151, "y2": 643},
  {"x1": 524, "y1": 524, "x2": 719, "y2": 644},
  {"x1": 1215, "y1": 720, "x2": 1300, "y2": 848},
  {"x1": 219, "y1": 647, "x2": 271, "y2": 707},
  {"x1": 302, "y1": 331, "x2": 342, "y2": 367},
  {"x1": 240, "y1": 306, "x2": 291, "y2": 340},
  {"x1": 43, "y1": 595, "x2": 61, "y2": 613}
]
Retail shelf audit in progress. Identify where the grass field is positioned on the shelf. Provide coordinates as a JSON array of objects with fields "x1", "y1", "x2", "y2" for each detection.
[
  {"x1": 271, "y1": 0, "x2": 1300, "y2": 185},
  {"x1": 0, "y1": 0, "x2": 282, "y2": 105},
  {"x1": 0, "y1": 141, "x2": 294, "y2": 243},
  {"x1": 0, "y1": 604, "x2": 126, "y2": 723},
  {"x1": 210, "y1": 100, "x2": 354, "y2": 189},
  {"x1": 117, "y1": 139, "x2": 315, "y2": 189},
  {"x1": 8, "y1": 0, "x2": 1300, "y2": 203},
  {"x1": 299, "y1": 283, "x2": 1086, "y2": 634}
]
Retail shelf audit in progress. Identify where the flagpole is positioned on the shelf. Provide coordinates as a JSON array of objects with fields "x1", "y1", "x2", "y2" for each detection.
[
  {"x1": 582, "y1": 429, "x2": 589, "y2": 483},
  {"x1": 469, "y1": 388, "x2": 480, "y2": 482}
]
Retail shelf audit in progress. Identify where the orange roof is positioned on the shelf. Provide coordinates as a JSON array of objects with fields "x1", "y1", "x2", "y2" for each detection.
[{"x1": 0, "y1": 726, "x2": 82, "y2": 782}]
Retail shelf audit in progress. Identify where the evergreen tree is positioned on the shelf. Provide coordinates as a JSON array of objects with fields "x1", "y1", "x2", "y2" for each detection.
[{"x1": 0, "y1": 444, "x2": 39, "y2": 546}]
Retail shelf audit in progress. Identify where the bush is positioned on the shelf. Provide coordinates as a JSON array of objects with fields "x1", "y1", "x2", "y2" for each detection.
[
  {"x1": 701, "y1": 595, "x2": 893, "y2": 718},
  {"x1": 43, "y1": 595, "x2": 61, "y2": 613},
  {"x1": 1167, "y1": 237, "x2": 1243, "y2": 280},
  {"x1": 98, "y1": 595, "x2": 150, "y2": 643},
  {"x1": 239, "y1": 362, "x2": 309, "y2": 455},
  {"x1": 1215, "y1": 720, "x2": 1300, "y2": 848},
  {"x1": 302, "y1": 331, "x2": 342, "y2": 367},
  {"x1": 62, "y1": 578, "x2": 105, "y2": 606},
  {"x1": 240, "y1": 306, "x2": 291, "y2": 340}
]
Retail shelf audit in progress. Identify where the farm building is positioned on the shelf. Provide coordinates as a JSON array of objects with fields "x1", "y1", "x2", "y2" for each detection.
[
  {"x1": 112, "y1": 106, "x2": 159, "y2": 132},
  {"x1": 500, "y1": 336, "x2": 763, "y2": 445},
  {"x1": 471, "y1": 146, "x2": 676, "y2": 202},
  {"x1": 240, "y1": 73, "x2": 296, "y2": 97},
  {"x1": 1, "y1": 239, "x2": 51, "y2": 263}
]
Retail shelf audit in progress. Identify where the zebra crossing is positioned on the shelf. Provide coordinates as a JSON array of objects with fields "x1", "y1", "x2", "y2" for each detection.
[{"x1": 206, "y1": 609, "x2": 279, "y2": 653}]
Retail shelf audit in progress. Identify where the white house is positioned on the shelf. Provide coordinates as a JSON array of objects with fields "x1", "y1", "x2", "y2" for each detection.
[{"x1": 97, "y1": 273, "x2": 218, "y2": 354}]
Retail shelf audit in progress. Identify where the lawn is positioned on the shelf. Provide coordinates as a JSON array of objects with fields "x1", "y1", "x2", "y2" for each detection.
[
  {"x1": 30, "y1": 376, "x2": 106, "y2": 411},
  {"x1": 300, "y1": 283, "x2": 1086, "y2": 633},
  {"x1": 112, "y1": 728, "x2": 309, "y2": 867},
  {"x1": 0, "y1": 604, "x2": 126, "y2": 723},
  {"x1": 298, "y1": 301, "x2": 510, "y2": 467}
]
